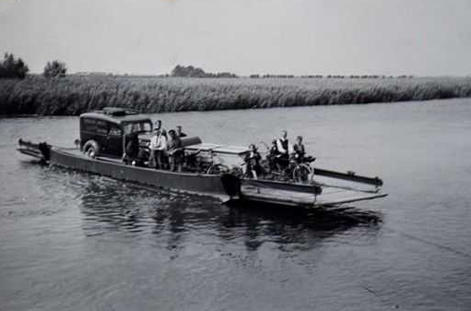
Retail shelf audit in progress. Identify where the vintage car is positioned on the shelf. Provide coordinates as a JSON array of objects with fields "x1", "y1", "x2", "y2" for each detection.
[
  {"x1": 79, "y1": 107, "x2": 153, "y2": 159},
  {"x1": 78, "y1": 107, "x2": 247, "y2": 170}
]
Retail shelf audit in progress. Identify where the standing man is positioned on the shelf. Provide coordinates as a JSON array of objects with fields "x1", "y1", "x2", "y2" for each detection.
[
  {"x1": 123, "y1": 133, "x2": 140, "y2": 165},
  {"x1": 148, "y1": 128, "x2": 160, "y2": 168},
  {"x1": 276, "y1": 130, "x2": 292, "y2": 170},
  {"x1": 167, "y1": 130, "x2": 183, "y2": 172},
  {"x1": 276, "y1": 130, "x2": 292, "y2": 157},
  {"x1": 176, "y1": 125, "x2": 187, "y2": 138},
  {"x1": 155, "y1": 129, "x2": 168, "y2": 169},
  {"x1": 244, "y1": 144, "x2": 263, "y2": 179},
  {"x1": 154, "y1": 120, "x2": 162, "y2": 132}
]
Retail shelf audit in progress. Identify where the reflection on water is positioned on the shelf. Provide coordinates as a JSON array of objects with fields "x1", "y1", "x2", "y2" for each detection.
[{"x1": 78, "y1": 177, "x2": 382, "y2": 253}]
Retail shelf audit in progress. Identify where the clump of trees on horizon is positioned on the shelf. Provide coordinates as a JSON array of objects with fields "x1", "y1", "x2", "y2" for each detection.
[
  {"x1": 0, "y1": 53, "x2": 29, "y2": 79},
  {"x1": 0, "y1": 52, "x2": 69, "y2": 80},
  {"x1": 43, "y1": 60, "x2": 67, "y2": 78},
  {"x1": 171, "y1": 65, "x2": 237, "y2": 78}
]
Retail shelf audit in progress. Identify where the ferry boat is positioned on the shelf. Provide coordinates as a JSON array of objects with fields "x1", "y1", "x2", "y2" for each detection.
[{"x1": 17, "y1": 107, "x2": 387, "y2": 208}]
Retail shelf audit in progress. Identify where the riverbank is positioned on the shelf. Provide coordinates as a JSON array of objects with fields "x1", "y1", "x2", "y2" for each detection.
[{"x1": 1, "y1": 75, "x2": 471, "y2": 116}]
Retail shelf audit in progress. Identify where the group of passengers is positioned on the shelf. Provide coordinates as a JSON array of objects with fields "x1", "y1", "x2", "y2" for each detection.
[
  {"x1": 124, "y1": 120, "x2": 187, "y2": 172},
  {"x1": 244, "y1": 130, "x2": 312, "y2": 179},
  {"x1": 125, "y1": 124, "x2": 310, "y2": 178}
]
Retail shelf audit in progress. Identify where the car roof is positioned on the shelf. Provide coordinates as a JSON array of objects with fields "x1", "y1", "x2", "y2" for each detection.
[{"x1": 80, "y1": 111, "x2": 152, "y2": 124}]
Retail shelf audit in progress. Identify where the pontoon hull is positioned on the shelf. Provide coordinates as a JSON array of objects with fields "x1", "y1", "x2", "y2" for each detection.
[
  {"x1": 45, "y1": 147, "x2": 230, "y2": 200},
  {"x1": 18, "y1": 141, "x2": 388, "y2": 209}
]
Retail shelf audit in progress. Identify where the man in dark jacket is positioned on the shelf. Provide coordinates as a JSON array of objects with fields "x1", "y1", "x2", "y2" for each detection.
[
  {"x1": 244, "y1": 144, "x2": 263, "y2": 179},
  {"x1": 176, "y1": 125, "x2": 187, "y2": 138},
  {"x1": 123, "y1": 133, "x2": 140, "y2": 165},
  {"x1": 292, "y1": 135, "x2": 306, "y2": 163},
  {"x1": 168, "y1": 130, "x2": 184, "y2": 171}
]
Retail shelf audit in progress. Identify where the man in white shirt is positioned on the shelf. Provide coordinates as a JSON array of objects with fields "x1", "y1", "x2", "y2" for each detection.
[
  {"x1": 275, "y1": 130, "x2": 292, "y2": 170},
  {"x1": 148, "y1": 129, "x2": 160, "y2": 168},
  {"x1": 155, "y1": 129, "x2": 168, "y2": 169},
  {"x1": 276, "y1": 130, "x2": 293, "y2": 155}
]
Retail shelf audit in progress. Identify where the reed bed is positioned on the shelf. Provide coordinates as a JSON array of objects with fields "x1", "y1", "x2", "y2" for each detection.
[{"x1": 1, "y1": 75, "x2": 471, "y2": 115}]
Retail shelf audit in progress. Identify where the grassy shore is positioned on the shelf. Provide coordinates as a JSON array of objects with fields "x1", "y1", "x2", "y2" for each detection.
[{"x1": 1, "y1": 75, "x2": 471, "y2": 116}]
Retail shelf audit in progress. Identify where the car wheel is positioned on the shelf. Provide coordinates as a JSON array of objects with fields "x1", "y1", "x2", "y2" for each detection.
[{"x1": 83, "y1": 140, "x2": 99, "y2": 159}]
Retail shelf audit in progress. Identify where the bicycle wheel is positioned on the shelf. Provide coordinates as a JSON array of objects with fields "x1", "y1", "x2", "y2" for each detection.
[
  {"x1": 206, "y1": 164, "x2": 230, "y2": 175},
  {"x1": 293, "y1": 164, "x2": 312, "y2": 183}
]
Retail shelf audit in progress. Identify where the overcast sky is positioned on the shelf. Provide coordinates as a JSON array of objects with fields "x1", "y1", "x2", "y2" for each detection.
[{"x1": 1, "y1": 0, "x2": 470, "y2": 76}]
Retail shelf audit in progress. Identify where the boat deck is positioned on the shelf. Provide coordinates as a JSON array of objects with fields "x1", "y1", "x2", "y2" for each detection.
[
  {"x1": 241, "y1": 179, "x2": 387, "y2": 208},
  {"x1": 19, "y1": 146, "x2": 387, "y2": 208},
  {"x1": 61, "y1": 148, "x2": 139, "y2": 166}
]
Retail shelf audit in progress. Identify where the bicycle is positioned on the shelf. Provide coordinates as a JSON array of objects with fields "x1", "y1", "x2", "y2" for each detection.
[
  {"x1": 269, "y1": 155, "x2": 315, "y2": 183},
  {"x1": 205, "y1": 149, "x2": 230, "y2": 174},
  {"x1": 291, "y1": 156, "x2": 315, "y2": 183},
  {"x1": 184, "y1": 148, "x2": 230, "y2": 175}
]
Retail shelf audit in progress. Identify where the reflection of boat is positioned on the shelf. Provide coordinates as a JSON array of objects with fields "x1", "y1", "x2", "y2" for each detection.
[
  {"x1": 77, "y1": 177, "x2": 383, "y2": 251},
  {"x1": 17, "y1": 107, "x2": 387, "y2": 209}
]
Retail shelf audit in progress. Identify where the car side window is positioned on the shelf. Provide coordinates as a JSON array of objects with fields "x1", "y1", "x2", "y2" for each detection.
[
  {"x1": 109, "y1": 124, "x2": 122, "y2": 137},
  {"x1": 96, "y1": 120, "x2": 108, "y2": 135},
  {"x1": 123, "y1": 123, "x2": 137, "y2": 134},
  {"x1": 82, "y1": 118, "x2": 96, "y2": 132}
]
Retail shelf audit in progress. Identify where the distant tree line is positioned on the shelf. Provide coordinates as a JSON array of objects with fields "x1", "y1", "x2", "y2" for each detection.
[
  {"x1": 0, "y1": 52, "x2": 67, "y2": 79},
  {"x1": 249, "y1": 73, "x2": 415, "y2": 79},
  {"x1": 0, "y1": 53, "x2": 29, "y2": 79},
  {"x1": 1, "y1": 52, "x2": 419, "y2": 81},
  {"x1": 171, "y1": 65, "x2": 237, "y2": 78}
]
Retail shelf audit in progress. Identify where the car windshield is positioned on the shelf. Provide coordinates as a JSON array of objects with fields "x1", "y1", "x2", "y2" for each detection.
[{"x1": 123, "y1": 121, "x2": 152, "y2": 134}]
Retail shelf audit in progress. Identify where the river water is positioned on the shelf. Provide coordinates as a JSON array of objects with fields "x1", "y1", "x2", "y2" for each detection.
[{"x1": 1, "y1": 99, "x2": 471, "y2": 311}]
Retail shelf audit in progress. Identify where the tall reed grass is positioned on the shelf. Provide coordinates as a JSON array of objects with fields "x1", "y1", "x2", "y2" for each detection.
[{"x1": 1, "y1": 75, "x2": 471, "y2": 116}]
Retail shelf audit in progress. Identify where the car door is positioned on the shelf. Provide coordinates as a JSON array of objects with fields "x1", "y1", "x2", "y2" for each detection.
[
  {"x1": 106, "y1": 123, "x2": 124, "y2": 157},
  {"x1": 80, "y1": 117, "x2": 97, "y2": 148},
  {"x1": 94, "y1": 120, "x2": 109, "y2": 154}
]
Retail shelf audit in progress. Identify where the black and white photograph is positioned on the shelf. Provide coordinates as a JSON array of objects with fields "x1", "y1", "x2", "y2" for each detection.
[{"x1": 1, "y1": 0, "x2": 470, "y2": 310}]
